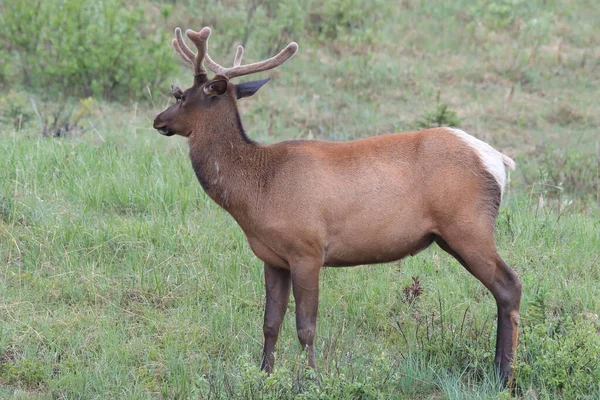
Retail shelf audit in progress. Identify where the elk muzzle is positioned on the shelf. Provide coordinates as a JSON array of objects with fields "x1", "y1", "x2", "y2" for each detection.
[{"x1": 153, "y1": 114, "x2": 174, "y2": 136}]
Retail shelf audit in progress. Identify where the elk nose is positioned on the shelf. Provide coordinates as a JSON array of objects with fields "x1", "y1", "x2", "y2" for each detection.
[
  {"x1": 153, "y1": 116, "x2": 172, "y2": 136},
  {"x1": 153, "y1": 117, "x2": 166, "y2": 130}
]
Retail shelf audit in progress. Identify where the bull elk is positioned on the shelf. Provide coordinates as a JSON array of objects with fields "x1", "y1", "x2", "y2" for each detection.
[{"x1": 153, "y1": 26, "x2": 522, "y2": 386}]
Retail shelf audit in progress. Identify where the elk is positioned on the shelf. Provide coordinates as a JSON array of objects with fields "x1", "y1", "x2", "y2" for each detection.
[{"x1": 153, "y1": 26, "x2": 522, "y2": 386}]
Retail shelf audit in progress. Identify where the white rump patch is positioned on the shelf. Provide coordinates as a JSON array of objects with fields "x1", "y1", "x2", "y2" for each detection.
[{"x1": 446, "y1": 128, "x2": 515, "y2": 196}]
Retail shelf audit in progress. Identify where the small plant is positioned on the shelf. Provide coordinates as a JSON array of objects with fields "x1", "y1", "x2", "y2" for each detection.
[
  {"x1": 526, "y1": 286, "x2": 548, "y2": 326},
  {"x1": 415, "y1": 91, "x2": 460, "y2": 129}
]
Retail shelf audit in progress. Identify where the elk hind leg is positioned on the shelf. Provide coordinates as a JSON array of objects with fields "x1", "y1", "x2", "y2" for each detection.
[{"x1": 436, "y1": 227, "x2": 522, "y2": 387}]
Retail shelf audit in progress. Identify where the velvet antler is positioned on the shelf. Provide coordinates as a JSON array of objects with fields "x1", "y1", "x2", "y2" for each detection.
[
  {"x1": 171, "y1": 26, "x2": 298, "y2": 81},
  {"x1": 171, "y1": 27, "x2": 211, "y2": 79},
  {"x1": 204, "y1": 41, "x2": 298, "y2": 80}
]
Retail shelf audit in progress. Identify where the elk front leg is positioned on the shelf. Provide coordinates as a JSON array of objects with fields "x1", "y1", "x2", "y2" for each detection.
[
  {"x1": 261, "y1": 263, "x2": 291, "y2": 374},
  {"x1": 290, "y1": 260, "x2": 321, "y2": 370}
]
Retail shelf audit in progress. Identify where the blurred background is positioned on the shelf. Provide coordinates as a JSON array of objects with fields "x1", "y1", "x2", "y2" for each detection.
[{"x1": 0, "y1": 1, "x2": 599, "y2": 398}]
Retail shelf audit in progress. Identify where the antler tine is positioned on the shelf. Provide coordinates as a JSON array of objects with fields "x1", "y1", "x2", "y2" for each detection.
[
  {"x1": 171, "y1": 38, "x2": 194, "y2": 69},
  {"x1": 203, "y1": 52, "x2": 227, "y2": 76},
  {"x1": 186, "y1": 27, "x2": 211, "y2": 77},
  {"x1": 171, "y1": 27, "x2": 211, "y2": 77},
  {"x1": 233, "y1": 46, "x2": 244, "y2": 67},
  {"x1": 174, "y1": 28, "x2": 195, "y2": 61},
  {"x1": 204, "y1": 41, "x2": 299, "y2": 80}
]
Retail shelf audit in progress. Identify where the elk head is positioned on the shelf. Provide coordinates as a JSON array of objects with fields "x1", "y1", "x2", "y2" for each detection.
[{"x1": 153, "y1": 27, "x2": 298, "y2": 137}]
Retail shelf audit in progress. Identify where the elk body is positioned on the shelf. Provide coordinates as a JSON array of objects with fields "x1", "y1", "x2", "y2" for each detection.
[{"x1": 153, "y1": 27, "x2": 522, "y2": 386}]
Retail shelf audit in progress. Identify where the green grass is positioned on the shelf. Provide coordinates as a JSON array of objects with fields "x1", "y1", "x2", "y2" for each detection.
[{"x1": 1, "y1": 0, "x2": 599, "y2": 398}]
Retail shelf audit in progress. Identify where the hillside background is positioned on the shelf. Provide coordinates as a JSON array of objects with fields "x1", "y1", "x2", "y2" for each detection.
[{"x1": 1, "y1": 0, "x2": 599, "y2": 399}]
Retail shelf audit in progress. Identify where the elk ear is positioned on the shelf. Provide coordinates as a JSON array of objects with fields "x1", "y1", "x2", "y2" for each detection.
[
  {"x1": 236, "y1": 78, "x2": 270, "y2": 99},
  {"x1": 203, "y1": 79, "x2": 228, "y2": 97},
  {"x1": 171, "y1": 85, "x2": 183, "y2": 100}
]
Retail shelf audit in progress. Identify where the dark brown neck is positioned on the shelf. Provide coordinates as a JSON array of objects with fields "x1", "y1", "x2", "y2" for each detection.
[{"x1": 188, "y1": 109, "x2": 264, "y2": 216}]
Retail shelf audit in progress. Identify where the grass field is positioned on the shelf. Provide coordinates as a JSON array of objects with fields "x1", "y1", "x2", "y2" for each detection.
[{"x1": 1, "y1": 0, "x2": 599, "y2": 398}]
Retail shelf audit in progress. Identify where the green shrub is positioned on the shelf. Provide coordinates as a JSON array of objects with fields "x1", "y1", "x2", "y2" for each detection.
[
  {"x1": 0, "y1": 0, "x2": 175, "y2": 101},
  {"x1": 516, "y1": 315, "x2": 600, "y2": 398}
]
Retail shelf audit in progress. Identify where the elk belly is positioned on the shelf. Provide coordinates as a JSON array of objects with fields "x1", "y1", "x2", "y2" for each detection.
[{"x1": 323, "y1": 217, "x2": 435, "y2": 267}]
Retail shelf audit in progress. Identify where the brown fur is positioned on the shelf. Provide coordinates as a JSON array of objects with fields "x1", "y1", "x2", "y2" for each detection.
[{"x1": 153, "y1": 28, "x2": 522, "y2": 387}]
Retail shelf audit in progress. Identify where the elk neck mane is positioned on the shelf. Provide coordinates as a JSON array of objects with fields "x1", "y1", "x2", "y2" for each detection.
[{"x1": 187, "y1": 104, "x2": 267, "y2": 214}]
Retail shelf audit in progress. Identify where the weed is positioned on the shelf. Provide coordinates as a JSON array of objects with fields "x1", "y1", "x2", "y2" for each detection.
[{"x1": 402, "y1": 276, "x2": 424, "y2": 306}]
